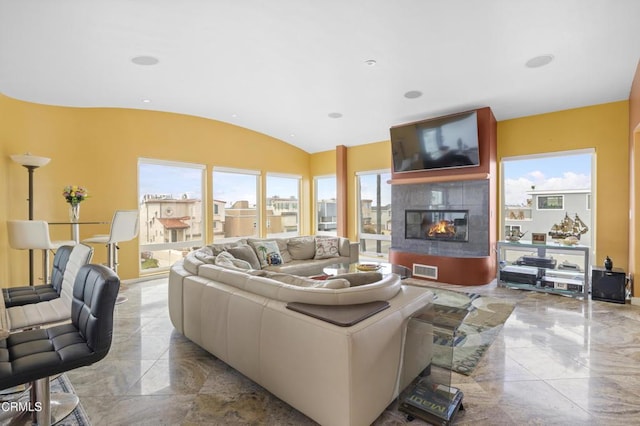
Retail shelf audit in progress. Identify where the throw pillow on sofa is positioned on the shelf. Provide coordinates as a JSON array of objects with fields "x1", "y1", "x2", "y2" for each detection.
[
  {"x1": 287, "y1": 236, "x2": 316, "y2": 260},
  {"x1": 193, "y1": 246, "x2": 216, "y2": 264},
  {"x1": 249, "y1": 238, "x2": 292, "y2": 263},
  {"x1": 226, "y1": 245, "x2": 262, "y2": 270},
  {"x1": 249, "y1": 240, "x2": 283, "y2": 267},
  {"x1": 314, "y1": 236, "x2": 341, "y2": 260},
  {"x1": 209, "y1": 240, "x2": 247, "y2": 256},
  {"x1": 275, "y1": 238, "x2": 292, "y2": 263},
  {"x1": 214, "y1": 251, "x2": 253, "y2": 271}
]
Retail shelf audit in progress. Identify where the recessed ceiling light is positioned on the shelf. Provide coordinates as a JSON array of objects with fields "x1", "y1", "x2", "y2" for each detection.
[
  {"x1": 364, "y1": 59, "x2": 377, "y2": 66},
  {"x1": 142, "y1": 99, "x2": 151, "y2": 103},
  {"x1": 131, "y1": 55, "x2": 159, "y2": 66},
  {"x1": 290, "y1": 133, "x2": 295, "y2": 137},
  {"x1": 525, "y1": 54, "x2": 554, "y2": 68},
  {"x1": 404, "y1": 90, "x2": 423, "y2": 99},
  {"x1": 328, "y1": 112, "x2": 343, "y2": 119},
  {"x1": 231, "y1": 113, "x2": 238, "y2": 118}
]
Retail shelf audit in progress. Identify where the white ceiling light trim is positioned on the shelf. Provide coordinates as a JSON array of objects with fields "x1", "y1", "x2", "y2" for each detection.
[
  {"x1": 131, "y1": 56, "x2": 159, "y2": 66},
  {"x1": 525, "y1": 54, "x2": 554, "y2": 68},
  {"x1": 404, "y1": 90, "x2": 423, "y2": 99}
]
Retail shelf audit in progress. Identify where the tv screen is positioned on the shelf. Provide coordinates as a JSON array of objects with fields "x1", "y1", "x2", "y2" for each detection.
[{"x1": 390, "y1": 111, "x2": 480, "y2": 173}]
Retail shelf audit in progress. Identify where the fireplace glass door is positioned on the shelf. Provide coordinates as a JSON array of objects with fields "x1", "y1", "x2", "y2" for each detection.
[{"x1": 405, "y1": 210, "x2": 469, "y2": 242}]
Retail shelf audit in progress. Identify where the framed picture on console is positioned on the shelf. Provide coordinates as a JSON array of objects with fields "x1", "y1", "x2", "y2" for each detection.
[{"x1": 531, "y1": 233, "x2": 547, "y2": 245}]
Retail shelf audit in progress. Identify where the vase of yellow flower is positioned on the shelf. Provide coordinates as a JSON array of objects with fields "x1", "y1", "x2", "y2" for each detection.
[{"x1": 63, "y1": 185, "x2": 88, "y2": 222}]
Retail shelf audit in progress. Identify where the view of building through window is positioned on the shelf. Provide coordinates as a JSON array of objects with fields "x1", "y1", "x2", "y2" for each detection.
[
  {"x1": 213, "y1": 168, "x2": 260, "y2": 242},
  {"x1": 138, "y1": 159, "x2": 204, "y2": 273},
  {"x1": 266, "y1": 174, "x2": 300, "y2": 238},
  {"x1": 315, "y1": 176, "x2": 337, "y2": 235},
  {"x1": 358, "y1": 171, "x2": 392, "y2": 259},
  {"x1": 503, "y1": 151, "x2": 593, "y2": 249}
]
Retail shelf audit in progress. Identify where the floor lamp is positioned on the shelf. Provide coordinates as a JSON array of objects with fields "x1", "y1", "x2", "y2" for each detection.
[{"x1": 10, "y1": 153, "x2": 51, "y2": 286}]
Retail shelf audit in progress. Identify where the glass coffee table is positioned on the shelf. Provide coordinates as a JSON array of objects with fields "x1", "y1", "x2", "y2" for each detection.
[{"x1": 323, "y1": 262, "x2": 412, "y2": 279}]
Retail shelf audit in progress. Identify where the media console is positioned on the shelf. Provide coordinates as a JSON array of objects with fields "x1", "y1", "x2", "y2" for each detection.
[{"x1": 497, "y1": 241, "x2": 590, "y2": 298}]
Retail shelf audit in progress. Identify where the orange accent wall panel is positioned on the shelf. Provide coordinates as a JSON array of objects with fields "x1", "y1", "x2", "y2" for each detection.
[
  {"x1": 391, "y1": 106, "x2": 495, "y2": 181},
  {"x1": 390, "y1": 249, "x2": 496, "y2": 286},
  {"x1": 336, "y1": 145, "x2": 348, "y2": 237}
]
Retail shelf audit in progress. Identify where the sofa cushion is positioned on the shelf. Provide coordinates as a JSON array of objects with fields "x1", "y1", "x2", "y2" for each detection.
[
  {"x1": 226, "y1": 245, "x2": 261, "y2": 270},
  {"x1": 287, "y1": 236, "x2": 316, "y2": 260},
  {"x1": 337, "y1": 237, "x2": 351, "y2": 257},
  {"x1": 263, "y1": 272, "x2": 350, "y2": 289},
  {"x1": 327, "y1": 272, "x2": 383, "y2": 287},
  {"x1": 274, "y1": 238, "x2": 292, "y2": 263},
  {"x1": 214, "y1": 251, "x2": 253, "y2": 271},
  {"x1": 248, "y1": 240, "x2": 283, "y2": 267},
  {"x1": 314, "y1": 236, "x2": 341, "y2": 260},
  {"x1": 193, "y1": 246, "x2": 216, "y2": 264},
  {"x1": 183, "y1": 254, "x2": 205, "y2": 275},
  {"x1": 263, "y1": 257, "x2": 350, "y2": 277},
  {"x1": 197, "y1": 264, "x2": 401, "y2": 305},
  {"x1": 208, "y1": 240, "x2": 246, "y2": 256}
]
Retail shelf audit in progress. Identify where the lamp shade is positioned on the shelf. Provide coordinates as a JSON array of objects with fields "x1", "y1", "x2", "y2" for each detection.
[{"x1": 10, "y1": 153, "x2": 51, "y2": 168}]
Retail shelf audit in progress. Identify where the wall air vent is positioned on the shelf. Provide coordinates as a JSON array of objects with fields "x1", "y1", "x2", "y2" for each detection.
[{"x1": 413, "y1": 264, "x2": 438, "y2": 280}]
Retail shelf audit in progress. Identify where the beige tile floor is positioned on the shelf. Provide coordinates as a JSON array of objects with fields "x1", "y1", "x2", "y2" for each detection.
[{"x1": 67, "y1": 277, "x2": 640, "y2": 425}]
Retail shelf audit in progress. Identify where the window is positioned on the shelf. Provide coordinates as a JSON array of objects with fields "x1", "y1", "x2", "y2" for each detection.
[
  {"x1": 357, "y1": 170, "x2": 392, "y2": 259},
  {"x1": 315, "y1": 176, "x2": 337, "y2": 235},
  {"x1": 138, "y1": 158, "x2": 205, "y2": 273},
  {"x1": 537, "y1": 195, "x2": 564, "y2": 210},
  {"x1": 266, "y1": 174, "x2": 301, "y2": 238},
  {"x1": 505, "y1": 225, "x2": 521, "y2": 234},
  {"x1": 501, "y1": 150, "x2": 593, "y2": 253},
  {"x1": 213, "y1": 168, "x2": 260, "y2": 242}
]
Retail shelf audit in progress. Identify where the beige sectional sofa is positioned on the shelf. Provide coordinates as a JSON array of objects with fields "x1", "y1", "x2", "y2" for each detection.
[
  {"x1": 185, "y1": 235, "x2": 359, "y2": 277},
  {"x1": 168, "y1": 239, "x2": 435, "y2": 426}
]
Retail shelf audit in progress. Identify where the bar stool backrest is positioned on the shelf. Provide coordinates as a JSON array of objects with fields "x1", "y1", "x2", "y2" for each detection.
[
  {"x1": 51, "y1": 245, "x2": 73, "y2": 293},
  {"x1": 7, "y1": 220, "x2": 55, "y2": 250},
  {"x1": 108, "y1": 210, "x2": 139, "y2": 244},
  {"x1": 60, "y1": 244, "x2": 94, "y2": 308}
]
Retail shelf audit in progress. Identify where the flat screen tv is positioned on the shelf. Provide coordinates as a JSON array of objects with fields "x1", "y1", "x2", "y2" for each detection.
[{"x1": 390, "y1": 111, "x2": 480, "y2": 173}]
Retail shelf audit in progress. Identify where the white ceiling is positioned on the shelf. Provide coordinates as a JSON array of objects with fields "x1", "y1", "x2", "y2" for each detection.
[{"x1": 1, "y1": 0, "x2": 639, "y2": 154}]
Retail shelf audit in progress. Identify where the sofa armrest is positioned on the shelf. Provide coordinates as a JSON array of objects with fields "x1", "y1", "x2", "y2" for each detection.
[{"x1": 349, "y1": 241, "x2": 360, "y2": 264}]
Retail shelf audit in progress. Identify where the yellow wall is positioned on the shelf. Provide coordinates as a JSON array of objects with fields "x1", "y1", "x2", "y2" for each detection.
[
  {"x1": 498, "y1": 101, "x2": 630, "y2": 270},
  {"x1": 345, "y1": 141, "x2": 392, "y2": 241},
  {"x1": 0, "y1": 94, "x2": 310, "y2": 283},
  {"x1": 309, "y1": 142, "x2": 393, "y2": 241},
  {"x1": 2, "y1": 92, "x2": 632, "y2": 285}
]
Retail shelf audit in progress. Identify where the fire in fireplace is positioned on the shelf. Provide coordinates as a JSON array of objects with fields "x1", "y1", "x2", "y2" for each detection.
[{"x1": 405, "y1": 209, "x2": 469, "y2": 242}]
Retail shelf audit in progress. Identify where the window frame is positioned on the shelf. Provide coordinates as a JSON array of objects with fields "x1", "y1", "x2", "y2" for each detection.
[
  {"x1": 213, "y1": 166, "x2": 261, "y2": 242},
  {"x1": 356, "y1": 169, "x2": 392, "y2": 259},
  {"x1": 314, "y1": 175, "x2": 337, "y2": 236},
  {"x1": 138, "y1": 157, "x2": 206, "y2": 274},
  {"x1": 265, "y1": 172, "x2": 301, "y2": 238}
]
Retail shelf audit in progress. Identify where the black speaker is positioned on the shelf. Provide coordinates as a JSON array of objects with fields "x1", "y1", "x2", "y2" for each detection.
[{"x1": 591, "y1": 267, "x2": 627, "y2": 304}]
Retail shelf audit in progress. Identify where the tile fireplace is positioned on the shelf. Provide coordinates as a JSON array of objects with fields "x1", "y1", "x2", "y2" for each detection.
[
  {"x1": 405, "y1": 209, "x2": 469, "y2": 242},
  {"x1": 388, "y1": 106, "x2": 497, "y2": 285}
]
